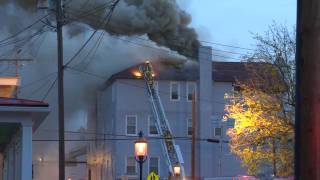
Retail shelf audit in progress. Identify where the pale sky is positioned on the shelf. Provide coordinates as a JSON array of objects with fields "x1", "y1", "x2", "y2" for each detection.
[{"x1": 177, "y1": 0, "x2": 297, "y2": 59}]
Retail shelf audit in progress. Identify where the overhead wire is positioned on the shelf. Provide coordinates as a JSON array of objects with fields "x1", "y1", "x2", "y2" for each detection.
[
  {"x1": 19, "y1": 72, "x2": 58, "y2": 90},
  {"x1": 0, "y1": 13, "x2": 52, "y2": 44},
  {"x1": 38, "y1": 128, "x2": 229, "y2": 143},
  {"x1": 63, "y1": 0, "x2": 120, "y2": 68},
  {"x1": 65, "y1": 8, "x2": 255, "y2": 59},
  {"x1": 0, "y1": 28, "x2": 48, "y2": 47},
  {"x1": 57, "y1": 19, "x2": 247, "y2": 62},
  {"x1": 199, "y1": 40, "x2": 255, "y2": 51},
  {"x1": 42, "y1": 76, "x2": 58, "y2": 101},
  {"x1": 65, "y1": 1, "x2": 115, "y2": 20},
  {"x1": 23, "y1": 0, "x2": 120, "y2": 101},
  {"x1": 26, "y1": 74, "x2": 58, "y2": 99}
]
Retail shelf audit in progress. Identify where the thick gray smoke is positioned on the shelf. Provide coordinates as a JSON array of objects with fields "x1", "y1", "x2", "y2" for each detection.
[
  {"x1": 0, "y1": 1, "x2": 196, "y2": 179},
  {"x1": 75, "y1": 0, "x2": 200, "y2": 58},
  {"x1": 1, "y1": 0, "x2": 200, "y2": 58}
]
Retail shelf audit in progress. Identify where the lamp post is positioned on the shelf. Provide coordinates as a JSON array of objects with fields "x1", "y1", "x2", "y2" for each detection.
[
  {"x1": 173, "y1": 163, "x2": 181, "y2": 177},
  {"x1": 134, "y1": 131, "x2": 148, "y2": 180}
]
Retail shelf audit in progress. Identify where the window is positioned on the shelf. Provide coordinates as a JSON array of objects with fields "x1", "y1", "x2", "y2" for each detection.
[
  {"x1": 187, "y1": 118, "x2": 192, "y2": 136},
  {"x1": 214, "y1": 127, "x2": 222, "y2": 137},
  {"x1": 148, "y1": 115, "x2": 159, "y2": 136},
  {"x1": 149, "y1": 157, "x2": 159, "y2": 175},
  {"x1": 126, "y1": 115, "x2": 137, "y2": 135},
  {"x1": 126, "y1": 157, "x2": 136, "y2": 175},
  {"x1": 170, "y1": 82, "x2": 180, "y2": 101},
  {"x1": 187, "y1": 82, "x2": 196, "y2": 101}
]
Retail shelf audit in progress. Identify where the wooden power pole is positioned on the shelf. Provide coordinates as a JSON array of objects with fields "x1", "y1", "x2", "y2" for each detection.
[
  {"x1": 191, "y1": 92, "x2": 196, "y2": 180},
  {"x1": 295, "y1": 0, "x2": 320, "y2": 179},
  {"x1": 56, "y1": 0, "x2": 65, "y2": 179}
]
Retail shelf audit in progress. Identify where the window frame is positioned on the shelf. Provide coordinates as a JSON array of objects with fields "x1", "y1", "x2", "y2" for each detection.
[
  {"x1": 170, "y1": 81, "x2": 180, "y2": 101},
  {"x1": 186, "y1": 81, "x2": 197, "y2": 102},
  {"x1": 126, "y1": 115, "x2": 138, "y2": 136},
  {"x1": 148, "y1": 156, "x2": 160, "y2": 176},
  {"x1": 148, "y1": 115, "x2": 159, "y2": 137},
  {"x1": 187, "y1": 117, "x2": 193, "y2": 136},
  {"x1": 125, "y1": 156, "x2": 137, "y2": 176},
  {"x1": 213, "y1": 127, "x2": 222, "y2": 137}
]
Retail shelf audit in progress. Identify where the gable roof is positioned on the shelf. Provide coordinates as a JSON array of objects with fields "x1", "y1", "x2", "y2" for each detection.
[{"x1": 106, "y1": 61, "x2": 252, "y2": 86}]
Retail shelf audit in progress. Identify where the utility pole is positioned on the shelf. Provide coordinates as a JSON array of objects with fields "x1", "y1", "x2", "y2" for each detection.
[
  {"x1": 295, "y1": 0, "x2": 320, "y2": 179},
  {"x1": 191, "y1": 92, "x2": 196, "y2": 180},
  {"x1": 56, "y1": 0, "x2": 65, "y2": 179}
]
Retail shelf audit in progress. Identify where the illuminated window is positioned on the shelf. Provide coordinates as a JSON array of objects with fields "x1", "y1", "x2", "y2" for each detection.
[
  {"x1": 187, "y1": 118, "x2": 192, "y2": 136},
  {"x1": 126, "y1": 157, "x2": 136, "y2": 175},
  {"x1": 126, "y1": 115, "x2": 137, "y2": 135},
  {"x1": 149, "y1": 157, "x2": 159, "y2": 175},
  {"x1": 187, "y1": 82, "x2": 196, "y2": 101},
  {"x1": 148, "y1": 115, "x2": 159, "y2": 136},
  {"x1": 170, "y1": 82, "x2": 180, "y2": 101},
  {"x1": 214, "y1": 127, "x2": 222, "y2": 137}
]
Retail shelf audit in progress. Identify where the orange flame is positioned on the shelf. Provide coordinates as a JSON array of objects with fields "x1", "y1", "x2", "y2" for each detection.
[{"x1": 132, "y1": 71, "x2": 142, "y2": 78}]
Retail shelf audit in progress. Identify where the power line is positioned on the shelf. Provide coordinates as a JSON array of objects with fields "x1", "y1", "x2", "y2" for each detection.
[
  {"x1": 64, "y1": 9, "x2": 252, "y2": 61},
  {"x1": 32, "y1": 137, "x2": 217, "y2": 142},
  {"x1": 69, "y1": 31, "x2": 105, "y2": 70},
  {"x1": 0, "y1": 28, "x2": 48, "y2": 47},
  {"x1": 60, "y1": 19, "x2": 246, "y2": 61},
  {"x1": 66, "y1": 7, "x2": 255, "y2": 54},
  {"x1": 133, "y1": 36, "x2": 250, "y2": 56},
  {"x1": 64, "y1": 0, "x2": 120, "y2": 68},
  {"x1": 38, "y1": 129, "x2": 229, "y2": 144},
  {"x1": 42, "y1": 76, "x2": 58, "y2": 101},
  {"x1": 19, "y1": 72, "x2": 57, "y2": 90},
  {"x1": 65, "y1": 1, "x2": 115, "y2": 20},
  {"x1": 0, "y1": 13, "x2": 52, "y2": 44},
  {"x1": 27, "y1": 75, "x2": 56, "y2": 98},
  {"x1": 200, "y1": 40, "x2": 255, "y2": 51}
]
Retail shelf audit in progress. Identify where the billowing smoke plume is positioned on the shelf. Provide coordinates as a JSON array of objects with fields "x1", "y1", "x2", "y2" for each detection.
[
  {"x1": 75, "y1": 0, "x2": 200, "y2": 58},
  {"x1": 1, "y1": 0, "x2": 200, "y2": 58},
  {"x1": 0, "y1": 1, "x2": 198, "y2": 179}
]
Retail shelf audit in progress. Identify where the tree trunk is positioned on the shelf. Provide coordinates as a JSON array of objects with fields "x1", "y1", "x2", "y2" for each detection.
[{"x1": 272, "y1": 138, "x2": 277, "y2": 177}]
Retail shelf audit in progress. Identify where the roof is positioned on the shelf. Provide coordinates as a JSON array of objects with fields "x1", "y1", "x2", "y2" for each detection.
[
  {"x1": 0, "y1": 98, "x2": 49, "y2": 107},
  {"x1": 106, "y1": 61, "x2": 252, "y2": 86}
]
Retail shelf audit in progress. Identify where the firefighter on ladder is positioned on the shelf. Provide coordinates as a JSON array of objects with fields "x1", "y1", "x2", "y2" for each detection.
[{"x1": 143, "y1": 61, "x2": 155, "y2": 87}]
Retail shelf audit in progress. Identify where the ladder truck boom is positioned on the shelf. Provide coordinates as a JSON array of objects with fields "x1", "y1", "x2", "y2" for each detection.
[{"x1": 139, "y1": 61, "x2": 185, "y2": 177}]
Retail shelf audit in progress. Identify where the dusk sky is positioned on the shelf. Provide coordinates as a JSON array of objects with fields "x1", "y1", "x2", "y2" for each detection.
[{"x1": 177, "y1": 0, "x2": 297, "y2": 59}]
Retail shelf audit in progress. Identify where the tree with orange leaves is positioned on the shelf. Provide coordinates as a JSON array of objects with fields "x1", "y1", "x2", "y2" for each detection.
[
  {"x1": 224, "y1": 23, "x2": 295, "y2": 177},
  {"x1": 225, "y1": 84, "x2": 294, "y2": 177}
]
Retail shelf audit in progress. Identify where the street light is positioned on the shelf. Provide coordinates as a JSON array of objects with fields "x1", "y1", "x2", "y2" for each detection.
[
  {"x1": 134, "y1": 131, "x2": 148, "y2": 180},
  {"x1": 173, "y1": 163, "x2": 181, "y2": 176}
]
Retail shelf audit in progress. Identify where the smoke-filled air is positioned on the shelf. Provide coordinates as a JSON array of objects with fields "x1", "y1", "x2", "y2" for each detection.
[
  {"x1": 1, "y1": 0, "x2": 200, "y2": 58},
  {"x1": 0, "y1": 0, "x2": 200, "y2": 179}
]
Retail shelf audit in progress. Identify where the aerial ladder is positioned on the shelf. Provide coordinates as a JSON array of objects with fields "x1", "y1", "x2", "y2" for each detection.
[{"x1": 140, "y1": 61, "x2": 185, "y2": 177}]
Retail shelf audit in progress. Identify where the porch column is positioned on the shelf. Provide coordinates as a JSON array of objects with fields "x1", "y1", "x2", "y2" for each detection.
[{"x1": 21, "y1": 123, "x2": 32, "y2": 180}]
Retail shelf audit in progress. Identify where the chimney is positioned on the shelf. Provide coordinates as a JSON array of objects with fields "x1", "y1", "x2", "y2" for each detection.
[{"x1": 196, "y1": 46, "x2": 214, "y2": 177}]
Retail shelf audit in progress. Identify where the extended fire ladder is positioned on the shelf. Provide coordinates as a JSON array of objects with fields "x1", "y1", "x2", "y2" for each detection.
[{"x1": 140, "y1": 61, "x2": 185, "y2": 177}]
